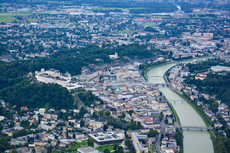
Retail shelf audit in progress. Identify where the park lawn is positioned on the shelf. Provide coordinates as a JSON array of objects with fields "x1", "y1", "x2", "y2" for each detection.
[{"x1": 96, "y1": 145, "x2": 115, "y2": 152}]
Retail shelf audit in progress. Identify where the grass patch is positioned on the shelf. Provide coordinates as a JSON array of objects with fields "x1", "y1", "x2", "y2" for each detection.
[
  {"x1": 168, "y1": 102, "x2": 181, "y2": 125},
  {"x1": 76, "y1": 90, "x2": 85, "y2": 94},
  {"x1": 209, "y1": 131, "x2": 215, "y2": 140},
  {"x1": 150, "y1": 15, "x2": 171, "y2": 18},
  {"x1": 66, "y1": 19, "x2": 70, "y2": 23},
  {"x1": 163, "y1": 71, "x2": 168, "y2": 83},
  {"x1": 162, "y1": 71, "x2": 182, "y2": 125},
  {"x1": 53, "y1": 140, "x2": 87, "y2": 153},
  {"x1": 43, "y1": 103, "x2": 49, "y2": 109},
  {"x1": 145, "y1": 23, "x2": 155, "y2": 27},
  {"x1": 96, "y1": 145, "x2": 115, "y2": 152},
  {"x1": 118, "y1": 30, "x2": 134, "y2": 34},
  {"x1": 28, "y1": 18, "x2": 38, "y2": 23},
  {"x1": 208, "y1": 131, "x2": 216, "y2": 152},
  {"x1": 75, "y1": 95, "x2": 87, "y2": 108}
]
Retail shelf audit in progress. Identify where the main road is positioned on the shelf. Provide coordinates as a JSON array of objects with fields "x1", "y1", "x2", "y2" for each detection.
[{"x1": 147, "y1": 58, "x2": 214, "y2": 153}]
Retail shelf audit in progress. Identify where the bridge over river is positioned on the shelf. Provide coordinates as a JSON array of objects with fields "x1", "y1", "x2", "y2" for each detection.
[{"x1": 177, "y1": 126, "x2": 212, "y2": 131}]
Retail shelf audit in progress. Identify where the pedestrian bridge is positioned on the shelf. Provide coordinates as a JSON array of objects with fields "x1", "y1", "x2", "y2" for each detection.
[
  {"x1": 177, "y1": 126, "x2": 212, "y2": 131},
  {"x1": 168, "y1": 100, "x2": 191, "y2": 103},
  {"x1": 154, "y1": 83, "x2": 171, "y2": 87},
  {"x1": 148, "y1": 76, "x2": 162, "y2": 78}
]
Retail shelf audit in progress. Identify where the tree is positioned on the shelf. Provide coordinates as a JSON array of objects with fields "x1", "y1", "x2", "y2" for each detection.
[
  {"x1": 114, "y1": 144, "x2": 118, "y2": 150},
  {"x1": 211, "y1": 101, "x2": 219, "y2": 114},
  {"x1": 12, "y1": 149, "x2": 17, "y2": 153},
  {"x1": 56, "y1": 122, "x2": 66, "y2": 127},
  {"x1": 36, "y1": 134, "x2": 40, "y2": 139},
  {"x1": 120, "y1": 112, "x2": 125, "y2": 119},
  {"x1": 103, "y1": 124, "x2": 108, "y2": 131},
  {"x1": 73, "y1": 133, "x2": 76, "y2": 139},
  {"x1": 48, "y1": 139, "x2": 51, "y2": 143},
  {"x1": 105, "y1": 111, "x2": 111, "y2": 117},
  {"x1": 98, "y1": 110, "x2": 103, "y2": 116},
  {"x1": 56, "y1": 140, "x2": 60, "y2": 146},
  {"x1": 87, "y1": 138, "x2": 94, "y2": 147},
  {"x1": 104, "y1": 149, "x2": 110, "y2": 153},
  {"x1": 118, "y1": 146, "x2": 123, "y2": 153},
  {"x1": 32, "y1": 148, "x2": 35, "y2": 153},
  {"x1": 9, "y1": 121, "x2": 15, "y2": 128},
  {"x1": 127, "y1": 110, "x2": 134, "y2": 116},
  {"x1": 80, "y1": 120, "x2": 85, "y2": 127},
  {"x1": 148, "y1": 130, "x2": 159, "y2": 137},
  {"x1": 125, "y1": 139, "x2": 132, "y2": 148}
]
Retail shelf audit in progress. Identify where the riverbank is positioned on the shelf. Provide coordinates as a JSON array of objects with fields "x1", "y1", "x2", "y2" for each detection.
[
  {"x1": 145, "y1": 57, "x2": 214, "y2": 153},
  {"x1": 170, "y1": 90, "x2": 210, "y2": 127},
  {"x1": 164, "y1": 67, "x2": 216, "y2": 153},
  {"x1": 143, "y1": 62, "x2": 171, "y2": 80}
]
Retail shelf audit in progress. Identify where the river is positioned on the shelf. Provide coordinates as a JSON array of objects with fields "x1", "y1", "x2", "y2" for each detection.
[{"x1": 147, "y1": 60, "x2": 214, "y2": 153}]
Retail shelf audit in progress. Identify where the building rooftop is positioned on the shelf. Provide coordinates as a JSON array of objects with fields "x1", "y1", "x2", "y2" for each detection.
[
  {"x1": 78, "y1": 147, "x2": 98, "y2": 153},
  {"x1": 88, "y1": 131, "x2": 124, "y2": 143}
]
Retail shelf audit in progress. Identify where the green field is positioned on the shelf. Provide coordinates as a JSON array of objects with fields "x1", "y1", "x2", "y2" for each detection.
[
  {"x1": 96, "y1": 145, "x2": 115, "y2": 152},
  {"x1": 0, "y1": 13, "x2": 32, "y2": 23},
  {"x1": 150, "y1": 15, "x2": 171, "y2": 18},
  {"x1": 118, "y1": 30, "x2": 134, "y2": 34},
  {"x1": 0, "y1": 12, "x2": 49, "y2": 23},
  {"x1": 28, "y1": 18, "x2": 38, "y2": 23},
  {"x1": 92, "y1": 7, "x2": 143, "y2": 10},
  {"x1": 53, "y1": 140, "x2": 87, "y2": 153},
  {"x1": 47, "y1": 1, "x2": 72, "y2": 4},
  {"x1": 182, "y1": 15, "x2": 214, "y2": 20}
]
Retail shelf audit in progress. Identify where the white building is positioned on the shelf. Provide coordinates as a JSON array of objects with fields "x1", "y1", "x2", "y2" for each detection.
[
  {"x1": 35, "y1": 68, "x2": 70, "y2": 87},
  {"x1": 109, "y1": 52, "x2": 118, "y2": 59},
  {"x1": 78, "y1": 147, "x2": 99, "y2": 153},
  {"x1": 35, "y1": 68, "x2": 82, "y2": 90},
  {"x1": 0, "y1": 116, "x2": 5, "y2": 121},
  {"x1": 211, "y1": 65, "x2": 230, "y2": 72}
]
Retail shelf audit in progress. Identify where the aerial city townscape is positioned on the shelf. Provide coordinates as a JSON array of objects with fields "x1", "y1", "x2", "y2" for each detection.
[{"x1": 0, "y1": 0, "x2": 230, "y2": 153}]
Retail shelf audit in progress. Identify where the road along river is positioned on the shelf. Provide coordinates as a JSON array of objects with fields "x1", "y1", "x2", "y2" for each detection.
[{"x1": 147, "y1": 61, "x2": 214, "y2": 153}]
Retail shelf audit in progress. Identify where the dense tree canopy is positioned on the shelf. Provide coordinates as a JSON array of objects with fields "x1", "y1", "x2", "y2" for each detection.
[
  {"x1": 78, "y1": 91, "x2": 103, "y2": 107},
  {"x1": 185, "y1": 72, "x2": 230, "y2": 108},
  {"x1": 0, "y1": 80, "x2": 75, "y2": 110}
]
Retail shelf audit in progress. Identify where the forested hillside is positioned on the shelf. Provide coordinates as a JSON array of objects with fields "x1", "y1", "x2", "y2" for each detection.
[
  {"x1": 185, "y1": 72, "x2": 230, "y2": 108},
  {"x1": 78, "y1": 91, "x2": 103, "y2": 107},
  {"x1": 0, "y1": 44, "x2": 162, "y2": 90},
  {"x1": 0, "y1": 80, "x2": 75, "y2": 110},
  {"x1": 0, "y1": 44, "x2": 162, "y2": 110}
]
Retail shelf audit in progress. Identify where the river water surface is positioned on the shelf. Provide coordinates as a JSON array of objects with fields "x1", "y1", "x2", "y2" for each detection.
[{"x1": 147, "y1": 61, "x2": 214, "y2": 153}]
